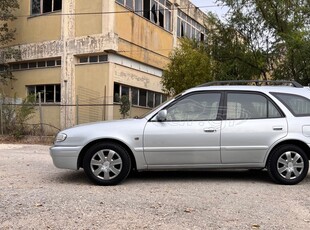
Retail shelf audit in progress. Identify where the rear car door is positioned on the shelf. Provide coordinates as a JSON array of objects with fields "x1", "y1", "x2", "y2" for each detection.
[{"x1": 221, "y1": 91, "x2": 288, "y2": 164}]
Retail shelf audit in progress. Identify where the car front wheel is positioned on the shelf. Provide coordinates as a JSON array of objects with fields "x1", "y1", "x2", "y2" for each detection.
[
  {"x1": 267, "y1": 145, "x2": 309, "y2": 185},
  {"x1": 83, "y1": 142, "x2": 131, "y2": 185}
]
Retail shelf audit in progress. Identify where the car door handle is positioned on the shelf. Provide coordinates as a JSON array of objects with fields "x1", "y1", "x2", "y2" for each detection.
[
  {"x1": 203, "y1": 128, "x2": 217, "y2": 133},
  {"x1": 273, "y1": 127, "x2": 283, "y2": 131}
]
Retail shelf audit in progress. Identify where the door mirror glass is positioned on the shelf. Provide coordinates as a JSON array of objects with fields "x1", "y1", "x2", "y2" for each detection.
[{"x1": 156, "y1": 110, "x2": 167, "y2": 122}]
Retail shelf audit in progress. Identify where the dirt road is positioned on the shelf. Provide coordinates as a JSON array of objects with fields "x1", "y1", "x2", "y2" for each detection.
[{"x1": 1, "y1": 144, "x2": 310, "y2": 229}]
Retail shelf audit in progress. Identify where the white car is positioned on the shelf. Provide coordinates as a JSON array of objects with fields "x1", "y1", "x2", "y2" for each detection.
[{"x1": 50, "y1": 80, "x2": 310, "y2": 185}]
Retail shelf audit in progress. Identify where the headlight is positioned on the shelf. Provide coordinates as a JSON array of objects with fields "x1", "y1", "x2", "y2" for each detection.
[{"x1": 55, "y1": 133, "x2": 67, "y2": 142}]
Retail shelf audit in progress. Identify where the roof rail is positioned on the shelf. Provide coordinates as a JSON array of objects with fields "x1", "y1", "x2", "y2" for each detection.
[{"x1": 199, "y1": 80, "x2": 303, "y2": 88}]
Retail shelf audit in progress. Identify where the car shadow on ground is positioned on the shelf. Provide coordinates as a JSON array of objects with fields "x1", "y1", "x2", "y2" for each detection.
[
  {"x1": 126, "y1": 169, "x2": 272, "y2": 184},
  {"x1": 50, "y1": 170, "x2": 90, "y2": 185},
  {"x1": 51, "y1": 169, "x2": 273, "y2": 185}
]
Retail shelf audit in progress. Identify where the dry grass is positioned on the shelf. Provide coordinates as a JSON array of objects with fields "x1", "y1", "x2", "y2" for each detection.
[{"x1": 0, "y1": 135, "x2": 54, "y2": 145}]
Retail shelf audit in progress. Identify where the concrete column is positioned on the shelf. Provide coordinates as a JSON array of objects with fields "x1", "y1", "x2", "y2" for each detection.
[
  {"x1": 61, "y1": 0, "x2": 75, "y2": 129},
  {"x1": 172, "y1": 1, "x2": 179, "y2": 48},
  {"x1": 102, "y1": 0, "x2": 115, "y2": 34},
  {"x1": 103, "y1": 0, "x2": 116, "y2": 120}
]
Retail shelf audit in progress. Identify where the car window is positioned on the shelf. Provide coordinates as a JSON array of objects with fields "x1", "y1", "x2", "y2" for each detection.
[
  {"x1": 227, "y1": 93, "x2": 282, "y2": 120},
  {"x1": 271, "y1": 92, "x2": 310, "y2": 116},
  {"x1": 166, "y1": 92, "x2": 221, "y2": 121},
  {"x1": 268, "y1": 101, "x2": 282, "y2": 118}
]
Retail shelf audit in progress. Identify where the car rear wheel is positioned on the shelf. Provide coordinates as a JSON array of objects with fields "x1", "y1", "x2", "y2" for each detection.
[
  {"x1": 83, "y1": 142, "x2": 131, "y2": 185},
  {"x1": 267, "y1": 145, "x2": 309, "y2": 185}
]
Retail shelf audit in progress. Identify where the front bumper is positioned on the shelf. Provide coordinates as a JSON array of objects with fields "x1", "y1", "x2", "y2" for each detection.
[{"x1": 50, "y1": 146, "x2": 83, "y2": 170}]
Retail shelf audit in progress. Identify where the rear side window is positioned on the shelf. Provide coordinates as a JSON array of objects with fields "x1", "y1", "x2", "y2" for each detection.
[
  {"x1": 271, "y1": 92, "x2": 310, "y2": 117},
  {"x1": 226, "y1": 92, "x2": 282, "y2": 120}
]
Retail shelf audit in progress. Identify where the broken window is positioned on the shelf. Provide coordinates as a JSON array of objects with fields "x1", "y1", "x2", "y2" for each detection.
[
  {"x1": 181, "y1": 21, "x2": 185, "y2": 37},
  {"x1": 115, "y1": 0, "x2": 172, "y2": 31},
  {"x1": 177, "y1": 9, "x2": 207, "y2": 41},
  {"x1": 200, "y1": 33, "x2": 205, "y2": 42},
  {"x1": 150, "y1": 0, "x2": 158, "y2": 24},
  {"x1": 31, "y1": 0, "x2": 62, "y2": 15},
  {"x1": 159, "y1": 5, "x2": 164, "y2": 27}
]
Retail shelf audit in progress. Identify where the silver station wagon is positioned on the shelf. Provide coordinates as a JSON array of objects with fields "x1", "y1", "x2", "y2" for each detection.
[{"x1": 50, "y1": 80, "x2": 310, "y2": 185}]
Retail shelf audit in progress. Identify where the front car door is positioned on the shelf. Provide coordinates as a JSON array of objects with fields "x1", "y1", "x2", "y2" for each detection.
[
  {"x1": 143, "y1": 91, "x2": 222, "y2": 168},
  {"x1": 221, "y1": 91, "x2": 288, "y2": 164}
]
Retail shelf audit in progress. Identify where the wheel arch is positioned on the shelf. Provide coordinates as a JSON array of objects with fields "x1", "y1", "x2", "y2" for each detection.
[
  {"x1": 77, "y1": 138, "x2": 137, "y2": 171},
  {"x1": 266, "y1": 139, "x2": 310, "y2": 165}
]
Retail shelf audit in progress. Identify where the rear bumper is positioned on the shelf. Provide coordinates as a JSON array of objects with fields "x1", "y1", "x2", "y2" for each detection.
[{"x1": 50, "y1": 146, "x2": 83, "y2": 170}]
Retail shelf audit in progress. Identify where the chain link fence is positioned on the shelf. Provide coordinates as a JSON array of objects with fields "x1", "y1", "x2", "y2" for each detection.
[{"x1": 0, "y1": 95, "x2": 149, "y2": 137}]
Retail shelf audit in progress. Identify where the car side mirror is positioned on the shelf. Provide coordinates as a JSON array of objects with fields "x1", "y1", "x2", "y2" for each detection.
[{"x1": 156, "y1": 110, "x2": 167, "y2": 122}]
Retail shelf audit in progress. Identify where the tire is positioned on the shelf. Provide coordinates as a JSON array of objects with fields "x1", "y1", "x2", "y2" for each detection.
[
  {"x1": 267, "y1": 145, "x2": 309, "y2": 185},
  {"x1": 83, "y1": 142, "x2": 131, "y2": 185}
]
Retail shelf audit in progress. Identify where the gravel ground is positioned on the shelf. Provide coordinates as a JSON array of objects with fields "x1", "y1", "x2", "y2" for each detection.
[{"x1": 1, "y1": 144, "x2": 310, "y2": 230}]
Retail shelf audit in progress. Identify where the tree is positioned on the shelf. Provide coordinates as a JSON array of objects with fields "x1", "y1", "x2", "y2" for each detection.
[
  {"x1": 162, "y1": 24, "x2": 260, "y2": 96},
  {"x1": 0, "y1": 0, "x2": 20, "y2": 84},
  {"x1": 1, "y1": 93, "x2": 36, "y2": 138},
  {"x1": 216, "y1": 0, "x2": 310, "y2": 85},
  {"x1": 207, "y1": 13, "x2": 269, "y2": 81},
  {"x1": 119, "y1": 95, "x2": 130, "y2": 119},
  {"x1": 162, "y1": 38, "x2": 212, "y2": 96}
]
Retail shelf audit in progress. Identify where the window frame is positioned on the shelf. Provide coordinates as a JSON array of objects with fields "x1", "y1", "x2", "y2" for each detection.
[
  {"x1": 177, "y1": 9, "x2": 207, "y2": 41},
  {"x1": 113, "y1": 82, "x2": 167, "y2": 108},
  {"x1": 224, "y1": 91, "x2": 284, "y2": 120},
  {"x1": 159, "y1": 91, "x2": 223, "y2": 122},
  {"x1": 10, "y1": 59, "x2": 61, "y2": 71},
  {"x1": 27, "y1": 84, "x2": 61, "y2": 104},
  {"x1": 31, "y1": 0, "x2": 62, "y2": 15},
  {"x1": 78, "y1": 55, "x2": 108, "y2": 64},
  {"x1": 116, "y1": 0, "x2": 172, "y2": 32}
]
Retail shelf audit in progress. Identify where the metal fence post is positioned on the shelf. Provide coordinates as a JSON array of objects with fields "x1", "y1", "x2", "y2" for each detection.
[
  {"x1": 0, "y1": 103, "x2": 3, "y2": 135},
  {"x1": 76, "y1": 95, "x2": 79, "y2": 125},
  {"x1": 102, "y1": 86, "x2": 106, "y2": 121},
  {"x1": 38, "y1": 92, "x2": 44, "y2": 137}
]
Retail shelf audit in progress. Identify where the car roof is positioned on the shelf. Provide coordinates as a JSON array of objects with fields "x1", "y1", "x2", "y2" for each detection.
[{"x1": 185, "y1": 85, "x2": 310, "y2": 97}]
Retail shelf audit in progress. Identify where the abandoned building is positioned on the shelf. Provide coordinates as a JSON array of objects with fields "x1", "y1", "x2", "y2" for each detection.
[{"x1": 1, "y1": 0, "x2": 208, "y2": 132}]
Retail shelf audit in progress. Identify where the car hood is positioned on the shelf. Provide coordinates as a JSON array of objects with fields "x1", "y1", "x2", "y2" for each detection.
[{"x1": 56, "y1": 118, "x2": 148, "y2": 146}]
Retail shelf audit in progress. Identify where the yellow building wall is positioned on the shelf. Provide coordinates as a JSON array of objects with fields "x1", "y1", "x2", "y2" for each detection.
[
  {"x1": 113, "y1": 105, "x2": 150, "y2": 120},
  {"x1": 112, "y1": 63, "x2": 162, "y2": 120},
  {"x1": 113, "y1": 64, "x2": 162, "y2": 92},
  {"x1": 27, "y1": 106, "x2": 61, "y2": 135},
  {"x1": 114, "y1": 4, "x2": 172, "y2": 69},
  {"x1": 9, "y1": 0, "x2": 61, "y2": 45},
  {"x1": 75, "y1": 0, "x2": 102, "y2": 37},
  {"x1": 1, "y1": 67, "x2": 61, "y2": 133},
  {"x1": 75, "y1": 63, "x2": 110, "y2": 123},
  {"x1": 6, "y1": 68, "x2": 61, "y2": 98}
]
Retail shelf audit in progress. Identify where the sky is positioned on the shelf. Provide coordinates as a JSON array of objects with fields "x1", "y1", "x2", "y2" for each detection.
[{"x1": 189, "y1": 0, "x2": 228, "y2": 19}]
